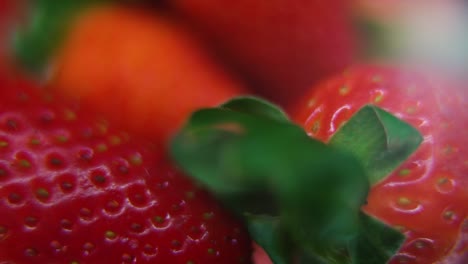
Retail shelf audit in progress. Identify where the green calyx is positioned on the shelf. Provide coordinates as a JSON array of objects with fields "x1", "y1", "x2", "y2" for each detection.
[
  {"x1": 330, "y1": 105, "x2": 423, "y2": 185},
  {"x1": 12, "y1": 0, "x2": 110, "y2": 73},
  {"x1": 170, "y1": 97, "x2": 422, "y2": 263}
]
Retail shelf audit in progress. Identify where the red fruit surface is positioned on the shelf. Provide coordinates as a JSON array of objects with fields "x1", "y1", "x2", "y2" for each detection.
[
  {"x1": 292, "y1": 65, "x2": 468, "y2": 263},
  {"x1": 49, "y1": 5, "x2": 247, "y2": 145},
  {"x1": 169, "y1": 0, "x2": 357, "y2": 106},
  {"x1": 0, "y1": 74, "x2": 252, "y2": 263}
]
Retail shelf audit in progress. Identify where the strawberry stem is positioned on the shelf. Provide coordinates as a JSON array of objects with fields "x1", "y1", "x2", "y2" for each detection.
[
  {"x1": 171, "y1": 97, "x2": 419, "y2": 263},
  {"x1": 330, "y1": 105, "x2": 423, "y2": 185}
]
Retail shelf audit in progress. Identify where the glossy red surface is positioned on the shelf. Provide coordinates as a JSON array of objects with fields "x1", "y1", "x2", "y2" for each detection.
[
  {"x1": 0, "y1": 75, "x2": 252, "y2": 263},
  {"x1": 292, "y1": 65, "x2": 468, "y2": 263}
]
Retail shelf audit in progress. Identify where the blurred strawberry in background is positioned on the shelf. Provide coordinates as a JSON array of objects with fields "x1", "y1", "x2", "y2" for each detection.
[
  {"x1": 167, "y1": 0, "x2": 358, "y2": 107},
  {"x1": 44, "y1": 4, "x2": 248, "y2": 146}
]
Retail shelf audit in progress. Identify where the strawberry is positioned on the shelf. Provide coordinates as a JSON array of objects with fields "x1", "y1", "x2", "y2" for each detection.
[
  {"x1": 291, "y1": 64, "x2": 468, "y2": 263},
  {"x1": 14, "y1": 3, "x2": 248, "y2": 144},
  {"x1": 170, "y1": 93, "x2": 430, "y2": 264},
  {"x1": 0, "y1": 74, "x2": 252, "y2": 263},
  {"x1": 167, "y1": 0, "x2": 357, "y2": 106}
]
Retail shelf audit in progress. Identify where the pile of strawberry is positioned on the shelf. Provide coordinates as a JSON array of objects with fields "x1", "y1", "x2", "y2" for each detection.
[{"x1": 1, "y1": 0, "x2": 467, "y2": 263}]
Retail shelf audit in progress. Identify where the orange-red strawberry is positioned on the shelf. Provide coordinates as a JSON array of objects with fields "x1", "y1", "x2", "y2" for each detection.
[
  {"x1": 47, "y1": 5, "x2": 247, "y2": 144},
  {"x1": 0, "y1": 74, "x2": 252, "y2": 263},
  {"x1": 291, "y1": 64, "x2": 468, "y2": 263}
]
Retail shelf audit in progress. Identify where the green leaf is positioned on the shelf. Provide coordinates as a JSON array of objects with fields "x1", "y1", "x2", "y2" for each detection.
[
  {"x1": 170, "y1": 99, "x2": 414, "y2": 264},
  {"x1": 171, "y1": 102, "x2": 369, "y2": 261},
  {"x1": 13, "y1": 0, "x2": 109, "y2": 73},
  {"x1": 329, "y1": 105, "x2": 423, "y2": 185},
  {"x1": 220, "y1": 97, "x2": 290, "y2": 123},
  {"x1": 244, "y1": 214, "x2": 293, "y2": 264},
  {"x1": 349, "y1": 212, "x2": 405, "y2": 264},
  {"x1": 171, "y1": 107, "x2": 302, "y2": 215},
  {"x1": 276, "y1": 146, "x2": 369, "y2": 248}
]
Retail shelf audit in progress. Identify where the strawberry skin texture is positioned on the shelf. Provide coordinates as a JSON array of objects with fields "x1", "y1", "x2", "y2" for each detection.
[
  {"x1": 0, "y1": 76, "x2": 252, "y2": 263},
  {"x1": 169, "y1": 0, "x2": 356, "y2": 107},
  {"x1": 49, "y1": 5, "x2": 247, "y2": 145},
  {"x1": 292, "y1": 65, "x2": 468, "y2": 263}
]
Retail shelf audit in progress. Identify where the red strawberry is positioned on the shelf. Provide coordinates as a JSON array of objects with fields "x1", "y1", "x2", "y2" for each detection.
[
  {"x1": 0, "y1": 74, "x2": 252, "y2": 263},
  {"x1": 291, "y1": 64, "x2": 468, "y2": 263},
  {"x1": 168, "y1": 0, "x2": 357, "y2": 107}
]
